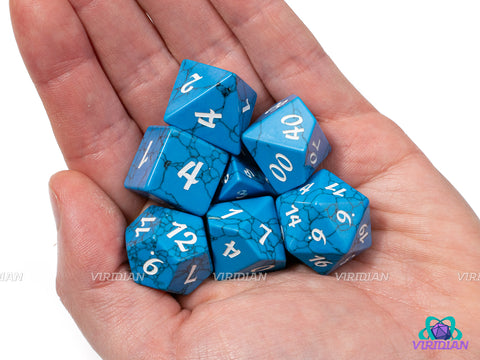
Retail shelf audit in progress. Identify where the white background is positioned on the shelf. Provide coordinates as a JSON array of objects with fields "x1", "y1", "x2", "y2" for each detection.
[{"x1": 1, "y1": 1, "x2": 479, "y2": 358}]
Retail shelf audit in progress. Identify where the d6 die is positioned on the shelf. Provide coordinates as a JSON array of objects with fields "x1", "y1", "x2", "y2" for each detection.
[
  {"x1": 124, "y1": 126, "x2": 229, "y2": 216},
  {"x1": 215, "y1": 149, "x2": 273, "y2": 202},
  {"x1": 125, "y1": 206, "x2": 213, "y2": 294},
  {"x1": 276, "y1": 169, "x2": 372, "y2": 274},
  {"x1": 164, "y1": 59, "x2": 257, "y2": 155},
  {"x1": 242, "y1": 95, "x2": 330, "y2": 194},
  {"x1": 207, "y1": 196, "x2": 286, "y2": 279}
]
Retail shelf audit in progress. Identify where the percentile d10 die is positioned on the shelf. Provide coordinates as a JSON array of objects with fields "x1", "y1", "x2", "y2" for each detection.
[{"x1": 242, "y1": 95, "x2": 331, "y2": 194}]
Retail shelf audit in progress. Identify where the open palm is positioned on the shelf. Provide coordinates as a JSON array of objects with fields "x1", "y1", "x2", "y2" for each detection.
[{"x1": 11, "y1": 0, "x2": 480, "y2": 358}]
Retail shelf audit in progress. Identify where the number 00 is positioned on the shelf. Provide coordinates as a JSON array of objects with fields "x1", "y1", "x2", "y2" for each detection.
[{"x1": 269, "y1": 153, "x2": 293, "y2": 182}]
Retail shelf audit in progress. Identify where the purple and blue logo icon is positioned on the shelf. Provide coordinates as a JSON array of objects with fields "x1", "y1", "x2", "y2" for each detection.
[{"x1": 413, "y1": 316, "x2": 468, "y2": 350}]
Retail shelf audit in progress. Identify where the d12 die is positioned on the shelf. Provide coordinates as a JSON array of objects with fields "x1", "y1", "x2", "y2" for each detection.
[
  {"x1": 125, "y1": 206, "x2": 213, "y2": 294},
  {"x1": 164, "y1": 59, "x2": 257, "y2": 155},
  {"x1": 242, "y1": 95, "x2": 331, "y2": 194},
  {"x1": 207, "y1": 196, "x2": 286, "y2": 279},
  {"x1": 215, "y1": 149, "x2": 273, "y2": 202},
  {"x1": 124, "y1": 126, "x2": 229, "y2": 216},
  {"x1": 276, "y1": 169, "x2": 372, "y2": 274}
]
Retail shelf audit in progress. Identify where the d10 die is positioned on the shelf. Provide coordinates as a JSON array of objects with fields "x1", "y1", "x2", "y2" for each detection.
[
  {"x1": 125, "y1": 206, "x2": 213, "y2": 294},
  {"x1": 164, "y1": 59, "x2": 257, "y2": 155},
  {"x1": 207, "y1": 196, "x2": 286, "y2": 279},
  {"x1": 276, "y1": 169, "x2": 372, "y2": 274},
  {"x1": 215, "y1": 149, "x2": 273, "y2": 202},
  {"x1": 242, "y1": 95, "x2": 331, "y2": 194},
  {"x1": 124, "y1": 126, "x2": 229, "y2": 216}
]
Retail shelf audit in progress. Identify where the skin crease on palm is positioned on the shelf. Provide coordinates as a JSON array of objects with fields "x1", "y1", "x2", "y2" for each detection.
[{"x1": 10, "y1": 0, "x2": 480, "y2": 359}]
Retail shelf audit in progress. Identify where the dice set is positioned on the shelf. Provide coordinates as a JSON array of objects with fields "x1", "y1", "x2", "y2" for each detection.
[{"x1": 124, "y1": 59, "x2": 372, "y2": 294}]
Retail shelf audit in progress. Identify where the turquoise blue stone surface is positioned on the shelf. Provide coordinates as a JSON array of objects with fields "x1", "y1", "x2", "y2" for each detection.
[
  {"x1": 125, "y1": 206, "x2": 213, "y2": 294},
  {"x1": 215, "y1": 149, "x2": 273, "y2": 202},
  {"x1": 164, "y1": 59, "x2": 257, "y2": 155},
  {"x1": 242, "y1": 95, "x2": 330, "y2": 194},
  {"x1": 276, "y1": 169, "x2": 372, "y2": 274},
  {"x1": 207, "y1": 196, "x2": 286, "y2": 279},
  {"x1": 124, "y1": 126, "x2": 229, "y2": 216}
]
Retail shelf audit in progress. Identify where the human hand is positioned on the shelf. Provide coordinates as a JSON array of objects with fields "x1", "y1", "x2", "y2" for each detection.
[{"x1": 11, "y1": 0, "x2": 480, "y2": 358}]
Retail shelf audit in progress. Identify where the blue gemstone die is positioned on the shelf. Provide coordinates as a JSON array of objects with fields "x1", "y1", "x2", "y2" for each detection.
[
  {"x1": 276, "y1": 169, "x2": 372, "y2": 274},
  {"x1": 124, "y1": 126, "x2": 229, "y2": 216},
  {"x1": 207, "y1": 196, "x2": 286, "y2": 279},
  {"x1": 215, "y1": 150, "x2": 273, "y2": 202},
  {"x1": 164, "y1": 59, "x2": 257, "y2": 155},
  {"x1": 125, "y1": 206, "x2": 213, "y2": 294},
  {"x1": 242, "y1": 95, "x2": 331, "y2": 194}
]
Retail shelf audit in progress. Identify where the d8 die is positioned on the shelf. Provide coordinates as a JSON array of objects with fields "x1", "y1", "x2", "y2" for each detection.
[
  {"x1": 207, "y1": 196, "x2": 286, "y2": 279},
  {"x1": 242, "y1": 95, "x2": 331, "y2": 194},
  {"x1": 125, "y1": 206, "x2": 213, "y2": 294},
  {"x1": 164, "y1": 59, "x2": 257, "y2": 155},
  {"x1": 124, "y1": 126, "x2": 229, "y2": 216},
  {"x1": 276, "y1": 169, "x2": 372, "y2": 274},
  {"x1": 215, "y1": 149, "x2": 273, "y2": 202}
]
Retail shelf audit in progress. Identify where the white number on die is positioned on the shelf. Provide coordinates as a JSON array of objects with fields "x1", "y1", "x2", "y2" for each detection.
[
  {"x1": 281, "y1": 114, "x2": 304, "y2": 141},
  {"x1": 311, "y1": 228, "x2": 326, "y2": 245},
  {"x1": 309, "y1": 255, "x2": 332, "y2": 267},
  {"x1": 181, "y1": 73, "x2": 203, "y2": 93},
  {"x1": 269, "y1": 153, "x2": 293, "y2": 182},
  {"x1": 167, "y1": 221, "x2": 197, "y2": 252},
  {"x1": 177, "y1": 161, "x2": 204, "y2": 190}
]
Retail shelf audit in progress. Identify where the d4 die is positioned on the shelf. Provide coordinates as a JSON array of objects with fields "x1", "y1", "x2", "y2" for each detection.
[
  {"x1": 276, "y1": 169, "x2": 372, "y2": 274},
  {"x1": 124, "y1": 126, "x2": 229, "y2": 216},
  {"x1": 207, "y1": 196, "x2": 286, "y2": 280},
  {"x1": 215, "y1": 149, "x2": 273, "y2": 202},
  {"x1": 164, "y1": 59, "x2": 257, "y2": 155},
  {"x1": 125, "y1": 206, "x2": 213, "y2": 294},
  {"x1": 242, "y1": 95, "x2": 330, "y2": 194}
]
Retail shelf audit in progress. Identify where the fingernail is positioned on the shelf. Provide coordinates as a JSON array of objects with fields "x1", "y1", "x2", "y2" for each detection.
[{"x1": 49, "y1": 186, "x2": 61, "y2": 230}]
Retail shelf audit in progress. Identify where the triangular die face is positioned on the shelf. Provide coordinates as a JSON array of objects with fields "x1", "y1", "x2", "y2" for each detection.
[
  {"x1": 211, "y1": 234, "x2": 259, "y2": 275},
  {"x1": 165, "y1": 59, "x2": 231, "y2": 117},
  {"x1": 308, "y1": 196, "x2": 365, "y2": 254}
]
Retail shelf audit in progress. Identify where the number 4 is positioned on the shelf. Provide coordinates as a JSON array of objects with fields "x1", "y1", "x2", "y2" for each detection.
[{"x1": 177, "y1": 161, "x2": 204, "y2": 190}]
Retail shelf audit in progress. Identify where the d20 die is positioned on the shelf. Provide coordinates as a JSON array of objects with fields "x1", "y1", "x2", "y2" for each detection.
[
  {"x1": 124, "y1": 126, "x2": 229, "y2": 216},
  {"x1": 276, "y1": 169, "x2": 372, "y2": 275},
  {"x1": 125, "y1": 206, "x2": 213, "y2": 294},
  {"x1": 164, "y1": 59, "x2": 257, "y2": 155},
  {"x1": 207, "y1": 196, "x2": 286, "y2": 279},
  {"x1": 242, "y1": 95, "x2": 330, "y2": 194},
  {"x1": 215, "y1": 149, "x2": 273, "y2": 202}
]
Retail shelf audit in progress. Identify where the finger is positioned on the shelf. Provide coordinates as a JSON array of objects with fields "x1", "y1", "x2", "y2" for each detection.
[
  {"x1": 137, "y1": 0, "x2": 274, "y2": 116},
  {"x1": 68, "y1": 0, "x2": 179, "y2": 130},
  {"x1": 210, "y1": 0, "x2": 375, "y2": 120},
  {"x1": 11, "y1": 0, "x2": 145, "y2": 220},
  {"x1": 50, "y1": 170, "x2": 186, "y2": 359}
]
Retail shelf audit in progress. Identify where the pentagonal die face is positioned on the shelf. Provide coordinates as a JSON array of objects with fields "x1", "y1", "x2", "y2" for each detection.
[
  {"x1": 276, "y1": 170, "x2": 372, "y2": 274},
  {"x1": 207, "y1": 197, "x2": 286, "y2": 279},
  {"x1": 125, "y1": 206, "x2": 213, "y2": 294},
  {"x1": 242, "y1": 95, "x2": 331, "y2": 194},
  {"x1": 164, "y1": 59, "x2": 257, "y2": 155}
]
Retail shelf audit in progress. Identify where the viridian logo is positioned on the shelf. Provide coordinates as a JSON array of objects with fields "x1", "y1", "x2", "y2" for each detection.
[{"x1": 413, "y1": 316, "x2": 469, "y2": 350}]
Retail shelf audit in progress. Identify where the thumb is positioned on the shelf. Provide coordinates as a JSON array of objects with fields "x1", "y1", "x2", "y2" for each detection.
[{"x1": 50, "y1": 170, "x2": 185, "y2": 359}]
